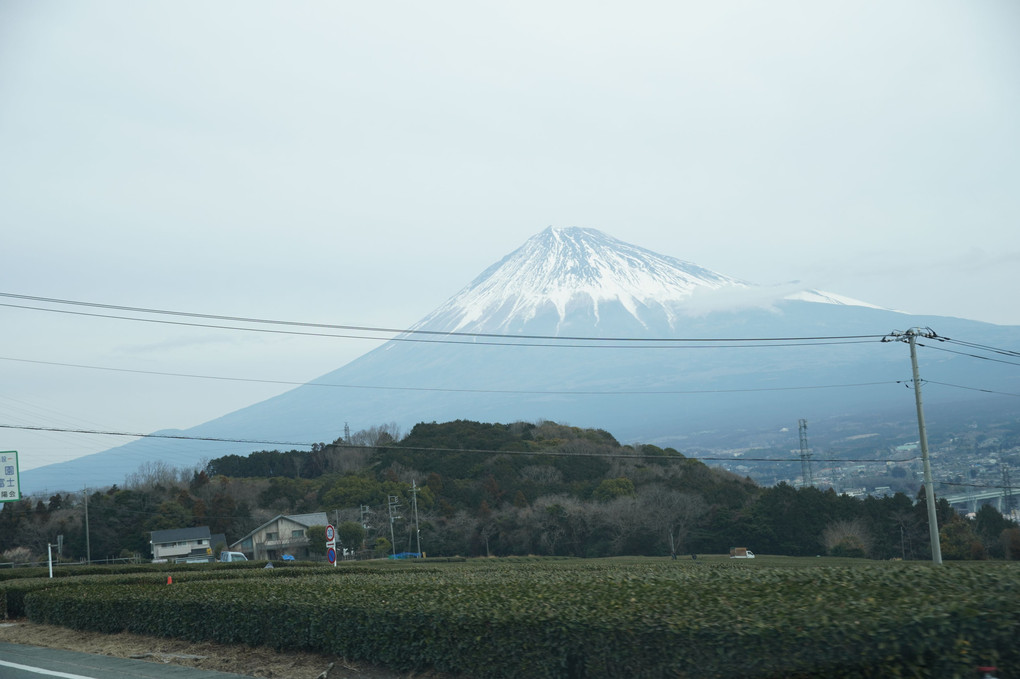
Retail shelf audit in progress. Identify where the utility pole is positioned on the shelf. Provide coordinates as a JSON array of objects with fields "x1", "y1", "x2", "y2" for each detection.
[
  {"x1": 798, "y1": 419, "x2": 814, "y2": 488},
  {"x1": 411, "y1": 480, "x2": 422, "y2": 556},
  {"x1": 1002, "y1": 464, "x2": 1015, "y2": 516},
  {"x1": 83, "y1": 486, "x2": 91, "y2": 565},
  {"x1": 387, "y1": 495, "x2": 401, "y2": 557},
  {"x1": 885, "y1": 328, "x2": 942, "y2": 565}
]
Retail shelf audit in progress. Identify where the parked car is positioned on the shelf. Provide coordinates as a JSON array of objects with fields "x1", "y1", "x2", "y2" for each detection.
[{"x1": 219, "y1": 551, "x2": 248, "y2": 563}]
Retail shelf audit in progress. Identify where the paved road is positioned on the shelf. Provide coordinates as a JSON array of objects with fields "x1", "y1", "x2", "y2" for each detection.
[{"x1": 0, "y1": 642, "x2": 252, "y2": 679}]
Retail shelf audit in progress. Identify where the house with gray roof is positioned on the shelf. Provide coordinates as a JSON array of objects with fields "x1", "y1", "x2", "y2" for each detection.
[{"x1": 150, "y1": 526, "x2": 226, "y2": 563}]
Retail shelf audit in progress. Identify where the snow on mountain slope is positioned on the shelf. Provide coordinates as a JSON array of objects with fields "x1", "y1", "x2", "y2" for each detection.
[{"x1": 785, "y1": 289, "x2": 896, "y2": 312}]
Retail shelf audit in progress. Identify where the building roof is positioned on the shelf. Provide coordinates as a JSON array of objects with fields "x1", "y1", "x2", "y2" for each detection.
[
  {"x1": 286, "y1": 512, "x2": 329, "y2": 528},
  {"x1": 150, "y1": 526, "x2": 211, "y2": 544}
]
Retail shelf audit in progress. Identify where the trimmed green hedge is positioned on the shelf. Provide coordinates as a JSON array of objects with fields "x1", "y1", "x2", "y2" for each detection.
[{"x1": 22, "y1": 560, "x2": 1020, "y2": 678}]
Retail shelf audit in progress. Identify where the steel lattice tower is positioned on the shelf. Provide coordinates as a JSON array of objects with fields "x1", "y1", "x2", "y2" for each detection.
[{"x1": 798, "y1": 419, "x2": 814, "y2": 488}]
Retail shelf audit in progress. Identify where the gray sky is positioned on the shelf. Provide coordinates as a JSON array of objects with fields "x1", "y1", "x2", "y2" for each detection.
[{"x1": 2, "y1": 1, "x2": 1018, "y2": 473}]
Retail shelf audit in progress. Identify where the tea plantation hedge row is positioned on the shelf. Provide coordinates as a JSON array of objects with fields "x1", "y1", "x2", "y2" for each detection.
[
  {"x1": 20, "y1": 560, "x2": 1020, "y2": 678},
  {"x1": 0, "y1": 563, "x2": 329, "y2": 619}
]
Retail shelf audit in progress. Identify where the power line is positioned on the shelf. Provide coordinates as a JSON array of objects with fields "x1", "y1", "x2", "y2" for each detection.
[
  {"x1": 936, "y1": 336, "x2": 1020, "y2": 359},
  {"x1": 916, "y1": 341, "x2": 1020, "y2": 367},
  {"x1": 0, "y1": 501, "x2": 259, "y2": 521},
  {"x1": 925, "y1": 380, "x2": 1020, "y2": 398},
  {"x1": 0, "y1": 356, "x2": 901, "y2": 396},
  {"x1": 0, "y1": 302, "x2": 886, "y2": 348},
  {"x1": 0, "y1": 292, "x2": 888, "y2": 345},
  {"x1": 0, "y1": 424, "x2": 311, "y2": 448}
]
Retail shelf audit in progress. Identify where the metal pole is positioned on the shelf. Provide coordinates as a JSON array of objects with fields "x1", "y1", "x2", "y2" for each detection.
[
  {"x1": 907, "y1": 330, "x2": 942, "y2": 565},
  {"x1": 48, "y1": 543, "x2": 53, "y2": 578}
]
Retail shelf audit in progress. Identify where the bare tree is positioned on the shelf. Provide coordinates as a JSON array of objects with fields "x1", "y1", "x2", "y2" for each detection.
[
  {"x1": 822, "y1": 518, "x2": 873, "y2": 557},
  {"x1": 639, "y1": 486, "x2": 708, "y2": 557},
  {"x1": 323, "y1": 445, "x2": 372, "y2": 475},
  {"x1": 124, "y1": 460, "x2": 191, "y2": 491},
  {"x1": 347, "y1": 423, "x2": 402, "y2": 447},
  {"x1": 600, "y1": 495, "x2": 642, "y2": 554},
  {"x1": 520, "y1": 465, "x2": 563, "y2": 486}
]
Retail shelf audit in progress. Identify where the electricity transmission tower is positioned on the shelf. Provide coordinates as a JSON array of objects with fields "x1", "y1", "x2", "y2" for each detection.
[{"x1": 798, "y1": 419, "x2": 814, "y2": 488}]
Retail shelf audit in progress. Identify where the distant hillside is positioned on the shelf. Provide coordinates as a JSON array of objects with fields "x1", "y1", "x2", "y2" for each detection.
[{"x1": 5, "y1": 419, "x2": 1017, "y2": 563}]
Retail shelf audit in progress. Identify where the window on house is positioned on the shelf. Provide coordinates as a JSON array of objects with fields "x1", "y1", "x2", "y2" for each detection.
[
  {"x1": 292, "y1": 529, "x2": 304, "y2": 538},
  {"x1": 266, "y1": 532, "x2": 278, "y2": 540}
]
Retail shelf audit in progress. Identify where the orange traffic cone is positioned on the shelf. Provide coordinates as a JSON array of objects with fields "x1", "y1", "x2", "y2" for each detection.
[{"x1": 167, "y1": 576, "x2": 173, "y2": 584}]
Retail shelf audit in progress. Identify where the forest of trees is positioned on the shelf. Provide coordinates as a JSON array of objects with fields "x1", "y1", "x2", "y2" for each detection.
[{"x1": 2, "y1": 420, "x2": 1019, "y2": 564}]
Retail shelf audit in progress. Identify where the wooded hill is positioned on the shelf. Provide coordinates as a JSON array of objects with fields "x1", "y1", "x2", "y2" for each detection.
[{"x1": 2, "y1": 420, "x2": 1018, "y2": 563}]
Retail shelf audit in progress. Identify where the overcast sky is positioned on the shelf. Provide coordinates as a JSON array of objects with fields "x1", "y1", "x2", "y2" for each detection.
[{"x1": 2, "y1": 1, "x2": 1018, "y2": 473}]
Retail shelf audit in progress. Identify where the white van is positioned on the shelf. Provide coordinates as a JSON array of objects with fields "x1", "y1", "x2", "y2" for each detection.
[{"x1": 219, "y1": 551, "x2": 248, "y2": 563}]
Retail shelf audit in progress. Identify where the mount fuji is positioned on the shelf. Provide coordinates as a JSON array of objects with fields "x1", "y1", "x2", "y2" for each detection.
[{"x1": 21, "y1": 227, "x2": 1020, "y2": 493}]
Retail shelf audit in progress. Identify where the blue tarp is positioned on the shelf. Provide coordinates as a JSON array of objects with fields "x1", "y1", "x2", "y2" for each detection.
[{"x1": 388, "y1": 552, "x2": 422, "y2": 559}]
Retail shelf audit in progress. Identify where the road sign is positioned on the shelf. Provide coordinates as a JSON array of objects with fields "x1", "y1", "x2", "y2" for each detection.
[
  {"x1": 326, "y1": 547, "x2": 336, "y2": 564},
  {"x1": 325, "y1": 524, "x2": 335, "y2": 542},
  {"x1": 0, "y1": 451, "x2": 20, "y2": 503}
]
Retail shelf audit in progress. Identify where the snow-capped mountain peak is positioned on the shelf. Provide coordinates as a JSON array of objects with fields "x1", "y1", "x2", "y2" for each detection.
[{"x1": 415, "y1": 226, "x2": 745, "y2": 334}]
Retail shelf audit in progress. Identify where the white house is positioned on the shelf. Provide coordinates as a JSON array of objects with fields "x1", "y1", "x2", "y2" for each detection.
[
  {"x1": 150, "y1": 526, "x2": 226, "y2": 563},
  {"x1": 230, "y1": 512, "x2": 329, "y2": 560}
]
